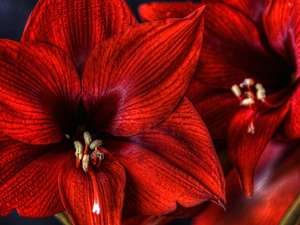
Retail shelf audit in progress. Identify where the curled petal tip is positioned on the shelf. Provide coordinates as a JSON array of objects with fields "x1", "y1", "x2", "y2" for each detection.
[
  {"x1": 218, "y1": 199, "x2": 227, "y2": 211},
  {"x1": 241, "y1": 181, "x2": 254, "y2": 198}
]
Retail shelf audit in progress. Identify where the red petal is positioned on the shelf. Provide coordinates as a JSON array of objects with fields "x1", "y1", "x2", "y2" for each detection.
[
  {"x1": 193, "y1": 140, "x2": 300, "y2": 225},
  {"x1": 0, "y1": 41, "x2": 81, "y2": 144},
  {"x1": 82, "y1": 8, "x2": 205, "y2": 136},
  {"x1": 0, "y1": 135, "x2": 67, "y2": 217},
  {"x1": 279, "y1": 83, "x2": 300, "y2": 139},
  {"x1": 58, "y1": 150, "x2": 125, "y2": 225},
  {"x1": 110, "y1": 98, "x2": 225, "y2": 215},
  {"x1": 187, "y1": 80, "x2": 239, "y2": 140},
  {"x1": 21, "y1": 0, "x2": 137, "y2": 76},
  {"x1": 203, "y1": 0, "x2": 269, "y2": 23},
  {"x1": 122, "y1": 216, "x2": 174, "y2": 225},
  {"x1": 195, "y1": 3, "x2": 287, "y2": 90},
  {"x1": 138, "y1": 2, "x2": 202, "y2": 21},
  {"x1": 228, "y1": 104, "x2": 289, "y2": 197},
  {"x1": 263, "y1": 0, "x2": 298, "y2": 61}
]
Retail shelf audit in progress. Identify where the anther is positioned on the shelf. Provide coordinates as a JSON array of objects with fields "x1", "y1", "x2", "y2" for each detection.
[
  {"x1": 255, "y1": 83, "x2": 266, "y2": 102},
  {"x1": 74, "y1": 141, "x2": 83, "y2": 161},
  {"x1": 83, "y1": 131, "x2": 92, "y2": 145},
  {"x1": 240, "y1": 97, "x2": 255, "y2": 106},
  {"x1": 90, "y1": 139, "x2": 103, "y2": 150},
  {"x1": 239, "y1": 78, "x2": 254, "y2": 88},
  {"x1": 231, "y1": 84, "x2": 242, "y2": 98},
  {"x1": 82, "y1": 154, "x2": 90, "y2": 172}
]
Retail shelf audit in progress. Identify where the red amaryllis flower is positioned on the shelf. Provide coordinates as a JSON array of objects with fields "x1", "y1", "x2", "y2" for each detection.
[
  {"x1": 0, "y1": 1, "x2": 226, "y2": 225},
  {"x1": 192, "y1": 140, "x2": 300, "y2": 225},
  {"x1": 139, "y1": 0, "x2": 300, "y2": 196}
]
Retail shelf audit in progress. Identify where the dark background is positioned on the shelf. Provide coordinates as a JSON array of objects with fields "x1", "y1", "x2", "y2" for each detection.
[{"x1": 0, "y1": 0, "x2": 196, "y2": 224}]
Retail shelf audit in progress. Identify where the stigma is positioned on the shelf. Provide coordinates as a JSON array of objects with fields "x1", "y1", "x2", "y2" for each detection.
[
  {"x1": 231, "y1": 78, "x2": 268, "y2": 134},
  {"x1": 73, "y1": 131, "x2": 104, "y2": 215}
]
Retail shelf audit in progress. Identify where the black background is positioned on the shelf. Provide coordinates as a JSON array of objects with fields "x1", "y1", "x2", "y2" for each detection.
[{"x1": 0, "y1": 0, "x2": 196, "y2": 224}]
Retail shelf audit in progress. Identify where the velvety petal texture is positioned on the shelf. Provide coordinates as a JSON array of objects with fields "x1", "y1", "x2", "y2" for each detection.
[
  {"x1": 21, "y1": 0, "x2": 137, "y2": 75},
  {"x1": 0, "y1": 41, "x2": 81, "y2": 144},
  {"x1": 203, "y1": 0, "x2": 270, "y2": 23},
  {"x1": 82, "y1": 8, "x2": 205, "y2": 136},
  {"x1": 111, "y1": 98, "x2": 225, "y2": 215},
  {"x1": 0, "y1": 133, "x2": 67, "y2": 217},
  {"x1": 58, "y1": 151, "x2": 126, "y2": 225},
  {"x1": 228, "y1": 105, "x2": 289, "y2": 196},
  {"x1": 192, "y1": 140, "x2": 300, "y2": 225},
  {"x1": 138, "y1": 2, "x2": 202, "y2": 21}
]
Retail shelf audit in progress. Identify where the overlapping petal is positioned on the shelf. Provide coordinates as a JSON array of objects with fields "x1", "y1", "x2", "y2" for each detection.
[
  {"x1": 0, "y1": 134, "x2": 67, "y2": 217},
  {"x1": 263, "y1": 0, "x2": 298, "y2": 61},
  {"x1": 192, "y1": 140, "x2": 300, "y2": 225},
  {"x1": 58, "y1": 151, "x2": 126, "y2": 225},
  {"x1": 138, "y1": 2, "x2": 202, "y2": 21},
  {"x1": 82, "y1": 8, "x2": 205, "y2": 136},
  {"x1": 110, "y1": 98, "x2": 225, "y2": 215},
  {"x1": 203, "y1": 0, "x2": 270, "y2": 23},
  {"x1": 228, "y1": 104, "x2": 289, "y2": 196},
  {"x1": 0, "y1": 41, "x2": 81, "y2": 144},
  {"x1": 195, "y1": 3, "x2": 288, "y2": 90},
  {"x1": 21, "y1": 0, "x2": 137, "y2": 75}
]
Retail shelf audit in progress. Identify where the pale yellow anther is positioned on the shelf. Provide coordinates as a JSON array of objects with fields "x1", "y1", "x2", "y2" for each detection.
[
  {"x1": 240, "y1": 78, "x2": 255, "y2": 88},
  {"x1": 255, "y1": 83, "x2": 266, "y2": 101},
  {"x1": 74, "y1": 141, "x2": 83, "y2": 161},
  {"x1": 240, "y1": 97, "x2": 255, "y2": 106},
  {"x1": 83, "y1": 131, "x2": 92, "y2": 145},
  {"x1": 82, "y1": 154, "x2": 90, "y2": 172},
  {"x1": 90, "y1": 139, "x2": 103, "y2": 150},
  {"x1": 231, "y1": 84, "x2": 242, "y2": 97}
]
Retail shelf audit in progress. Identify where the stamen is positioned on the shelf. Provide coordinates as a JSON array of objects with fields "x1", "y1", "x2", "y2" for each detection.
[
  {"x1": 83, "y1": 131, "x2": 92, "y2": 145},
  {"x1": 240, "y1": 97, "x2": 255, "y2": 106},
  {"x1": 255, "y1": 83, "x2": 266, "y2": 102},
  {"x1": 65, "y1": 134, "x2": 71, "y2": 139},
  {"x1": 74, "y1": 141, "x2": 83, "y2": 160},
  {"x1": 82, "y1": 154, "x2": 89, "y2": 172},
  {"x1": 239, "y1": 78, "x2": 254, "y2": 88},
  {"x1": 90, "y1": 139, "x2": 103, "y2": 150},
  {"x1": 231, "y1": 84, "x2": 242, "y2": 98}
]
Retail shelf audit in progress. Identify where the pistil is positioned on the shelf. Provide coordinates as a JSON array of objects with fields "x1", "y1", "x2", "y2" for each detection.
[{"x1": 72, "y1": 131, "x2": 105, "y2": 214}]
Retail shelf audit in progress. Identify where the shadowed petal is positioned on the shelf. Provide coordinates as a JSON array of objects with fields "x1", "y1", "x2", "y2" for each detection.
[
  {"x1": 228, "y1": 104, "x2": 289, "y2": 197},
  {"x1": 279, "y1": 83, "x2": 300, "y2": 139},
  {"x1": 138, "y1": 2, "x2": 202, "y2": 21},
  {"x1": 21, "y1": 0, "x2": 137, "y2": 75},
  {"x1": 58, "y1": 150, "x2": 125, "y2": 225},
  {"x1": 263, "y1": 0, "x2": 298, "y2": 62},
  {"x1": 0, "y1": 135, "x2": 68, "y2": 217},
  {"x1": 203, "y1": 0, "x2": 270, "y2": 23},
  {"x1": 195, "y1": 3, "x2": 288, "y2": 90},
  {"x1": 82, "y1": 8, "x2": 205, "y2": 136},
  {"x1": 193, "y1": 140, "x2": 300, "y2": 225},
  {"x1": 0, "y1": 41, "x2": 81, "y2": 144},
  {"x1": 110, "y1": 98, "x2": 225, "y2": 215},
  {"x1": 187, "y1": 80, "x2": 239, "y2": 140}
]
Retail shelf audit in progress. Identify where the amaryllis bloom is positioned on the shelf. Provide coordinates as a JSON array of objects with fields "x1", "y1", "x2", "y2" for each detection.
[
  {"x1": 192, "y1": 140, "x2": 300, "y2": 225},
  {"x1": 0, "y1": 1, "x2": 226, "y2": 225},
  {"x1": 139, "y1": 0, "x2": 300, "y2": 196}
]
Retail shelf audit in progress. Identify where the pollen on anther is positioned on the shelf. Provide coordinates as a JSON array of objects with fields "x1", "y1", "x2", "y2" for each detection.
[
  {"x1": 82, "y1": 154, "x2": 90, "y2": 172},
  {"x1": 83, "y1": 131, "x2": 92, "y2": 145},
  {"x1": 240, "y1": 78, "x2": 254, "y2": 88},
  {"x1": 90, "y1": 139, "x2": 103, "y2": 150},
  {"x1": 240, "y1": 97, "x2": 255, "y2": 106},
  {"x1": 231, "y1": 84, "x2": 242, "y2": 97},
  {"x1": 74, "y1": 141, "x2": 83, "y2": 160}
]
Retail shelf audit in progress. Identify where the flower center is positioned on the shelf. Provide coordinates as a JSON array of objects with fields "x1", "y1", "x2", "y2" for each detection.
[
  {"x1": 231, "y1": 78, "x2": 283, "y2": 134},
  {"x1": 73, "y1": 131, "x2": 105, "y2": 215}
]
